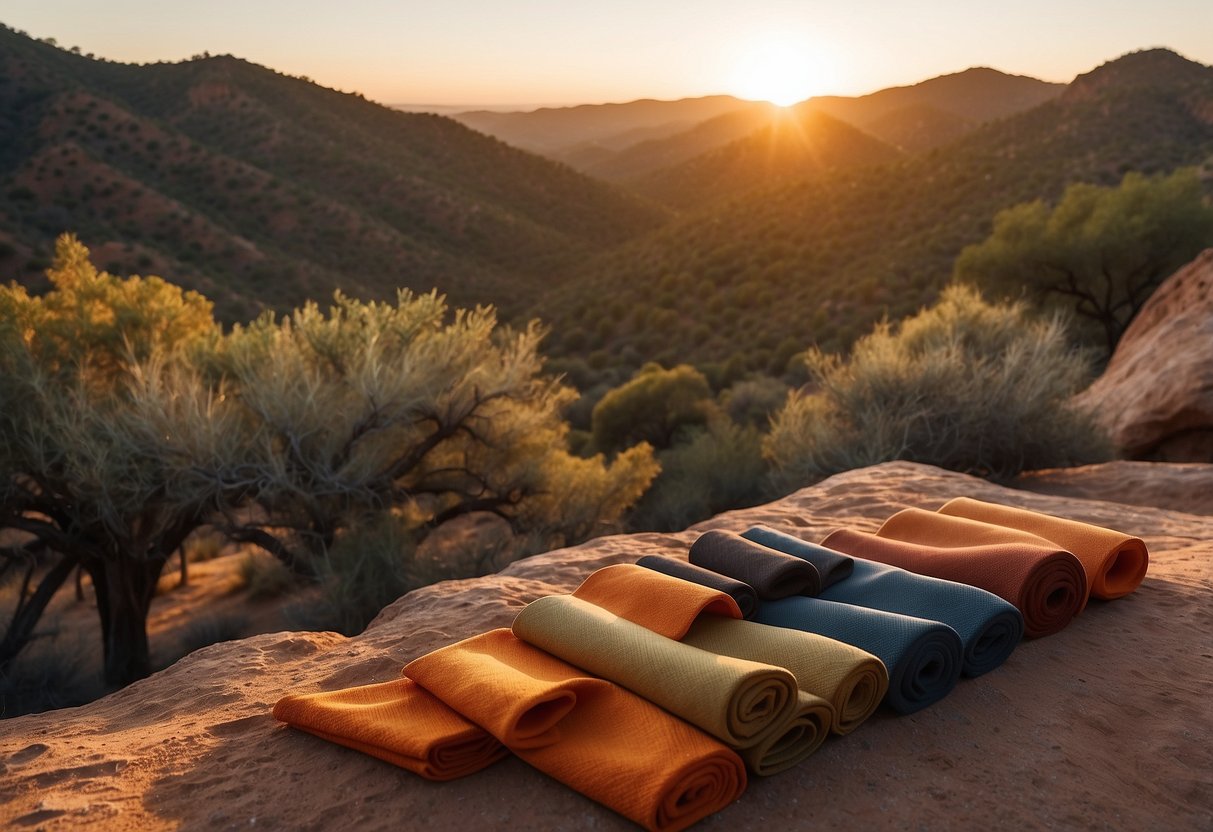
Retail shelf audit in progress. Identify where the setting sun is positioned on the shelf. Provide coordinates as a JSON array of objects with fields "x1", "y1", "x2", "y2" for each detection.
[{"x1": 729, "y1": 34, "x2": 836, "y2": 106}]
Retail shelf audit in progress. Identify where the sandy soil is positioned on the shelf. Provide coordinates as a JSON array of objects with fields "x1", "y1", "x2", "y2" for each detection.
[{"x1": 0, "y1": 461, "x2": 1210, "y2": 830}]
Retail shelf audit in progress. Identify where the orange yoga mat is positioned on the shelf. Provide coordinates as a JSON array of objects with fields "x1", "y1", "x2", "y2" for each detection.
[
  {"x1": 405, "y1": 629, "x2": 747, "y2": 832},
  {"x1": 571, "y1": 562, "x2": 742, "y2": 639},
  {"x1": 938, "y1": 497, "x2": 1149, "y2": 601},
  {"x1": 272, "y1": 678, "x2": 507, "y2": 781},
  {"x1": 857, "y1": 510, "x2": 1087, "y2": 637}
]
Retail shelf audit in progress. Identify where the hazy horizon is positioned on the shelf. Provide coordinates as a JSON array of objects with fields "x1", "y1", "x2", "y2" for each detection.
[{"x1": 4, "y1": 1, "x2": 1212, "y2": 109}]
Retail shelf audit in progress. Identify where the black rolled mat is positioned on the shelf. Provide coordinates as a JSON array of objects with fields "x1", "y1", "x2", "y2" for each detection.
[
  {"x1": 741, "y1": 526, "x2": 854, "y2": 590},
  {"x1": 755, "y1": 596, "x2": 962, "y2": 715},
  {"x1": 690, "y1": 530, "x2": 821, "y2": 598},
  {"x1": 816, "y1": 556, "x2": 1024, "y2": 677},
  {"x1": 635, "y1": 555, "x2": 759, "y2": 620}
]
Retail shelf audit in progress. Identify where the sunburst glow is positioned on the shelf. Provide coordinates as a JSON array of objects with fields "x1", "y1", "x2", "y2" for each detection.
[{"x1": 729, "y1": 35, "x2": 836, "y2": 107}]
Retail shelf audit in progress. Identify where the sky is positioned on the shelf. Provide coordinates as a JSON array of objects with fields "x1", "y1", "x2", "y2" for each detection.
[{"x1": 4, "y1": 1, "x2": 1213, "y2": 108}]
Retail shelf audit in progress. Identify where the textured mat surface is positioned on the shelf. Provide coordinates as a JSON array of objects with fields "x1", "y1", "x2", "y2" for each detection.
[
  {"x1": 636, "y1": 554, "x2": 759, "y2": 619},
  {"x1": 690, "y1": 529, "x2": 821, "y2": 598},
  {"x1": 741, "y1": 526, "x2": 855, "y2": 589}
]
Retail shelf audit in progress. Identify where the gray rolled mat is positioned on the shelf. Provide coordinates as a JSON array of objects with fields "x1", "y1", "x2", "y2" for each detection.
[
  {"x1": 741, "y1": 526, "x2": 854, "y2": 589},
  {"x1": 636, "y1": 555, "x2": 759, "y2": 619},
  {"x1": 690, "y1": 529, "x2": 821, "y2": 598},
  {"x1": 816, "y1": 557, "x2": 1024, "y2": 677},
  {"x1": 755, "y1": 596, "x2": 962, "y2": 715}
]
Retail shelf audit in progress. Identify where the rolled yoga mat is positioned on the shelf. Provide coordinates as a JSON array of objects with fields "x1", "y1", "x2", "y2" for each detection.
[
  {"x1": 938, "y1": 496, "x2": 1150, "y2": 601},
  {"x1": 863, "y1": 510, "x2": 1088, "y2": 637},
  {"x1": 272, "y1": 678, "x2": 507, "y2": 781},
  {"x1": 572, "y1": 562, "x2": 742, "y2": 639},
  {"x1": 755, "y1": 596, "x2": 963, "y2": 715},
  {"x1": 636, "y1": 554, "x2": 759, "y2": 619},
  {"x1": 690, "y1": 529, "x2": 822, "y2": 598},
  {"x1": 575, "y1": 564, "x2": 887, "y2": 738},
  {"x1": 812, "y1": 552, "x2": 1024, "y2": 677},
  {"x1": 513, "y1": 594, "x2": 799, "y2": 749},
  {"x1": 405, "y1": 629, "x2": 747, "y2": 832},
  {"x1": 740, "y1": 526, "x2": 855, "y2": 589}
]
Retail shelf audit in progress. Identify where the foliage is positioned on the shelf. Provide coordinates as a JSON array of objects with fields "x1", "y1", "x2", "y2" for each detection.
[
  {"x1": 954, "y1": 168, "x2": 1213, "y2": 355},
  {"x1": 765, "y1": 285, "x2": 1112, "y2": 488},
  {"x1": 237, "y1": 552, "x2": 296, "y2": 600},
  {"x1": 590, "y1": 363, "x2": 714, "y2": 453},
  {"x1": 0, "y1": 237, "x2": 658, "y2": 694},
  {"x1": 629, "y1": 418, "x2": 769, "y2": 532},
  {"x1": 721, "y1": 376, "x2": 792, "y2": 428}
]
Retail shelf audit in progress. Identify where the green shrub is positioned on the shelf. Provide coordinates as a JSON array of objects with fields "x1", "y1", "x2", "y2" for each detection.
[
  {"x1": 591, "y1": 363, "x2": 713, "y2": 453},
  {"x1": 630, "y1": 418, "x2": 769, "y2": 531},
  {"x1": 721, "y1": 376, "x2": 792, "y2": 428},
  {"x1": 765, "y1": 285, "x2": 1111, "y2": 489},
  {"x1": 237, "y1": 551, "x2": 296, "y2": 599}
]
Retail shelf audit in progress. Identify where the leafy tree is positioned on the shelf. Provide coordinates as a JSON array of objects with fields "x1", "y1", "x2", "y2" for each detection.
[
  {"x1": 765, "y1": 285, "x2": 1110, "y2": 488},
  {"x1": 954, "y1": 168, "x2": 1213, "y2": 356},
  {"x1": 590, "y1": 363, "x2": 713, "y2": 453},
  {"x1": 0, "y1": 235, "x2": 224, "y2": 686},
  {"x1": 1, "y1": 236, "x2": 658, "y2": 693}
]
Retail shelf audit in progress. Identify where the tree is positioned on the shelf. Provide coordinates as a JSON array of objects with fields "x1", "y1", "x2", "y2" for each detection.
[
  {"x1": 590, "y1": 363, "x2": 714, "y2": 453},
  {"x1": 214, "y1": 292, "x2": 659, "y2": 568},
  {"x1": 954, "y1": 168, "x2": 1213, "y2": 356},
  {"x1": 0, "y1": 235, "x2": 224, "y2": 687},
  {"x1": 764, "y1": 285, "x2": 1110, "y2": 488}
]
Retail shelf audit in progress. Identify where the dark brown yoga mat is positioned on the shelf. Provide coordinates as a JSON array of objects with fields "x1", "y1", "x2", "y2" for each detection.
[
  {"x1": 690, "y1": 529, "x2": 821, "y2": 598},
  {"x1": 636, "y1": 554, "x2": 759, "y2": 619},
  {"x1": 741, "y1": 526, "x2": 855, "y2": 589},
  {"x1": 835, "y1": 511, "x2": 1087, "y2": 637},
  {"x1": 938, "y1": 497, "x2": 1150, "y2": 601}
]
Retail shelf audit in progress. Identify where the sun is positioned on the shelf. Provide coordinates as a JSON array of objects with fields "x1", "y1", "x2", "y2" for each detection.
[{"x1": 729, "y1": 35, "x2": 835, "y2": 107}]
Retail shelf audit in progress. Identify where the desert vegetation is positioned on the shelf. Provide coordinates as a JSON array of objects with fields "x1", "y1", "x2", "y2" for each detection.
[{"x1": 0, "y1": 236, "x2": 657, "y2": 704}]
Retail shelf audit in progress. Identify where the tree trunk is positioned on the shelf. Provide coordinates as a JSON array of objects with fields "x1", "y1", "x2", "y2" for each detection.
[{"x1": 89, "y1": 556, "x2": 168, "y2": 688}]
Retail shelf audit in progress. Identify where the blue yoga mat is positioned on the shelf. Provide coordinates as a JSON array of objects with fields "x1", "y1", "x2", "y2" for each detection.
[{"x1": 756, "y1": 596, "x2": 962, "y2": 714}]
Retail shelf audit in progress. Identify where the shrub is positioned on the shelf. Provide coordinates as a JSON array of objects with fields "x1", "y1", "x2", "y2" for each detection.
[
  {"x1": 590, "y1": 363, "x2": 713, "y2": 453},
  {"x1": 765, "y1": 285, "x2": 1112, "y2": 489},
  {"x1": 176, "y1": 612, "x2": 252, "y2": 657},
  {"x1": 721, "y1": 376, "x2": 792, "y2": 428},
  {"x1": 630, "y1": 418, "x2": 769, "y2": 531},
  {"x1": 237, "y1": 551, "x2": 296, "y2": 600}
]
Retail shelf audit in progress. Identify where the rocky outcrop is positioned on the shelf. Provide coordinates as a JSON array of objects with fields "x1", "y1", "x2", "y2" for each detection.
[
  {"x1": 1, "y1": 461, "x2": 1210, "y2": 830},
  {"x1": 1013, "y1": 460, "x2": 1213, "y2": 515},
  {"x1": 1076, "y1": 248, "x2": 1213, "y2": 461}
]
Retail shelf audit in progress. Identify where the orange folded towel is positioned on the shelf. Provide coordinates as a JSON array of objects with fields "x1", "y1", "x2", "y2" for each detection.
[
  {"x1": 937, "y1": 497, "x2": 1149, "y2": 601},
  {"x1": 571, "y1": 562, "x2": 742, "y2": 639},
  {"x1": 406, "y1": 629, "x2": 747, "y2": 832},
  {"x1": 271, "y1": 678, "x2": 506, "y2": 781}
]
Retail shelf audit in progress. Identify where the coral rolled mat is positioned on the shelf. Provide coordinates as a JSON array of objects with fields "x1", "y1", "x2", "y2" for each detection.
[
  {"x1": 812, "y1": 553, "x2": 1025, "y2": 677},
  {"x1": 405, "y1": 629, "x2": 747, "y2": 832},
  {"x1": 513, "y1": 594, "x2": 799, "y2": 749},
  {"x1": 938, "y1": 497, "x2": 1150, "y2": 601},
  {"x1": 755, "y1": 596, "x2": 963, "y2": 714},
  {"x1": 741, "y1": 526, "x2": 855, "y2": 589},
  {"x1": 636, "y1": 554, "x2": 760, "y2": 619},
  {"x1": 861, "y1": 511, "x2": 1088, "y2": 637},
  {"x1": 690, "y1": 529, "x2": 821, "y2": 598},
  {"x1": 272, "y1": 678, "x2": 507, "y2": 781}
]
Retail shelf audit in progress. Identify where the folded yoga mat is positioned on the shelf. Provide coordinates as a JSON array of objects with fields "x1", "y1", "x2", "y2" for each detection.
[
  {"x1": 812, "y1": 552, "x2": 1024, "y2": 677},
  {"x1": 938, "y1": 496, "x2": 1150, "y2": 601},
  {"x1": 690, "y1": 529, "x2": 821, "y2": 598},
  {"x1": 682, "y1": 616, "x2": 887, "y2": 737},
  {"x1": 272, "y1": 678, "x2": 507, "y2": 781},
  {"x1": 572, "y1": 563, "x2": 741, "y2": 639},
  {"x1": 406, "y1": 629, "x2": 746, "y2": 832},
  {"x1": 740, "y1": 526, "x2": 855, "y2": 589},
  {"x1": 513, "y1": 594, "x2": 799, "y2": 749},
  {"x1": 863, "y1": 511, "x2": 1088, "y2": 637},
  {"x1": 636, "y1": 555, "x2": 760, "y2": 619},
  {"x1": 755, "y1": 596, "x2": 962, "y2": 714}
]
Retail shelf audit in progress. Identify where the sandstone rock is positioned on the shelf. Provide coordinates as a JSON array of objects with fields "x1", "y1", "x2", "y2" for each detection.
[
  {"x1": 1076, "y1": 248, "x2": 1213, "y2": 461},
  {"x1": 1013, "y1": 460, "x2": 1213, "y2": 516},
  {"x1": 1, "y1": 461, "x2": 1210, "y2": 830}
]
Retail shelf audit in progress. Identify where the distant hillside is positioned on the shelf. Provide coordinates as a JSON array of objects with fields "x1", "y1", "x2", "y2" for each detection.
[
  {"x1": 0, "y1": 26, "x2": 665, "y2": 319},
  {"x1": 451, "y1": 96, "x2": 754, "y2": 156},
  {"x1": 627, "y1": 109, "x2": 903, "y2": 209},
  {"x1": 537, "y1": 49, "x2": 1213, "y2": 385}
]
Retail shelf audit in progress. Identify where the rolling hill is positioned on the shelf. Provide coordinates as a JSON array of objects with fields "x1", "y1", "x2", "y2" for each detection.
[
  {"x1": 0, "y1": 26, "x2": 665, "y2": 320},
  {"x1": 536, "y1": 49, "x2": 1213, "y2": 386}
]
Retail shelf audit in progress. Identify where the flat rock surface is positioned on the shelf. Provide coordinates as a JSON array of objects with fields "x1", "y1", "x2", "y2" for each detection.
[
  {"x1": 1013, "y1": 460, "x2": 1213, "y2": 516},
  {"x1": 1, "y1": 461, "x2": 1210, "y2": 831}
]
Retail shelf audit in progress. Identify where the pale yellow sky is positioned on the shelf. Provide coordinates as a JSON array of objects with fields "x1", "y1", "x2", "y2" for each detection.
[{"x1": 4, "y1": 1, "x2": 1212, "y2": 107}]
